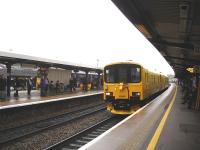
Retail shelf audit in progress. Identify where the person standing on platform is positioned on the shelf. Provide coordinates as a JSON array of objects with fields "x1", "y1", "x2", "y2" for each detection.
[
  {"x1": 40, "y1": 76, "x2": 46, "y2": 97},
  {"x1": 96, "y1": 78, "x2": 100, "y2": 89},
  {"x1": 27, "y1": 77, "x2": 33, "y2": 96},
  {"x1": 55, "y1": 80, "x2": 60, "y2": 94},
  {"x1": 69, "y1": 76, "x2": 76, "y2": 92},
  {"x1": 82, "y1": 77, "x2": 88, "y2": 91},
  {"x1": 73, "y1": 77, "x2": 77, "y2": 92},
  {"x1": 45, "y1": 77, "x2": 49, "y2": 96},
  {"x1": 69, "y1": 77, "x2": 73, "y2": 92},
  {"x1": 188, "y1": 76, "x2": 197, "y2": 109},
  {"x1": 14, "y1": 77, "x2": 20, "y2": 97},
  {"x1": 49, "y1": 81, "x2": 54, "y2": 95},
  {"x1": 0, "y1": 75, "x2": 6, "y2": 100}
]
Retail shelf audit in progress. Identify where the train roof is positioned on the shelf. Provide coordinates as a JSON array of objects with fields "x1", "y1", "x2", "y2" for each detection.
[
  {"x1": 104, "y1": 61, "x2": 168, "y2": 77},
  {"x1": 104, "y1": 61, "x2": 142, "y2": 68}
]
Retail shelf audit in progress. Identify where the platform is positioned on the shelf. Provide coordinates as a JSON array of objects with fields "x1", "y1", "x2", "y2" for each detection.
[
  {"x1": 0, "y1": 89, "x2": 103, "y2": 110},
  {"x1": 80, "y1": 84, "x2": 200, "y2": 150},
  {"x1": 156, "y1": 86, "x2": 200, "y2": 149}
]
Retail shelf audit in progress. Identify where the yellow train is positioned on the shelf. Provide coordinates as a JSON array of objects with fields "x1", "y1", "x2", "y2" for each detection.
[{"x1": 103, "y1": 61, "x2": 169, "y2": 115}]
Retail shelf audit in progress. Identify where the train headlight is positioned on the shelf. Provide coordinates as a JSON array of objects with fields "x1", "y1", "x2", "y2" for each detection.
[
  {"x1": 131, "y1": 92, "x2": 140, "y2": 101},
  {"x1": 105, "y1": 92, "x2": 114, "y2": 102},
  {"x1": 132, "y1": 92, "x2": 140, "y2": 96},
  {"x1": 136, "y1": 92, "x2": 140, "y2": 96},
  {"x1": 106, "y1": 92, "x2": 111, "y2": 96}
]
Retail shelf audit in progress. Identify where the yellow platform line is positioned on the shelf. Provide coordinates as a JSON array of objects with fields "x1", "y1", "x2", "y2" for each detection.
[{"x1": 147, "y1": 86, "x2": 177, "y2": 150}]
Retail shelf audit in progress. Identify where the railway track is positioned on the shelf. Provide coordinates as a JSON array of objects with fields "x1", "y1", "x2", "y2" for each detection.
[
  {"x1": 45, "y1": 116, "x2": 126, "y2": 150},
  {"x1": 0, "y1": 103, "x2": 106, "y2": 146}
]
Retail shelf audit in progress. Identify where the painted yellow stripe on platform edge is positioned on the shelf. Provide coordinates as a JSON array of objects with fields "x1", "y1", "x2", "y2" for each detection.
[{"x1": 147, "y1": 86, "x2": 177, "y2": 150}]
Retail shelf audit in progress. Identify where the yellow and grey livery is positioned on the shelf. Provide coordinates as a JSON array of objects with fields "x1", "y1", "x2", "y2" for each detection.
[{"x1": 103, "y1": 61, "x2": 169, "y2": 115}]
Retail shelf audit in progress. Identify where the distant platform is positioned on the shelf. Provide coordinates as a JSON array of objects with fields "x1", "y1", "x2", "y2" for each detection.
[{"x1": 0, "y1": 89, "x2": 103, "y2": 110}]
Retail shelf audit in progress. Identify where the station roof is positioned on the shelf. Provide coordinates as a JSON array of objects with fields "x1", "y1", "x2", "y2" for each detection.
[
  {"x1": 0, "y1": 51, "x2": 102, "y2": 73},
  {"x1": 112, "y1": 0, "x2": 200, "y2": 77}
]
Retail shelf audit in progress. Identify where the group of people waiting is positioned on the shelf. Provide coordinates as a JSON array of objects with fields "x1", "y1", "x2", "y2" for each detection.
[
  {"x1": 180, "y1": 75, "x2": 198, "y2": 109},
  {"x1": 14, "y1": 77, "x2": 33, "y2": 97},
  {"x1": 0, "y1": 75, "x2": 34, "y2": 99},
  {"x1": 1, "y1": 74, "x2": 102, "y2": 99},
  {"x1": 40, "y1": 76, "x2": 77, "y2": 97}
]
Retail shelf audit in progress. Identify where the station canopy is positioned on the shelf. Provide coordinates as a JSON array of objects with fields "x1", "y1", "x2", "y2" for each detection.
[
  {"x1": 112, "y1": 0, "x2": 200, "y2": 77},
  {"x1": 0, "y1": 51, "x2": 102, "y2": 73}
]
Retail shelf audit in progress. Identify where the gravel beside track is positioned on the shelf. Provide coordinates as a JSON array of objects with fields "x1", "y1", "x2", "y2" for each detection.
[
  {"x1": 0, "y1": 103, "x2": 106, "y2": 144},
  {"x1": 1, "y1": 110, "x2": 112, "y2": 150},
  {"x1": 46, "y1": 116, "x2": 126, "y2": 150},
  {"x1": 0, "y1": 94, "x2": 102, "y2": 130}
]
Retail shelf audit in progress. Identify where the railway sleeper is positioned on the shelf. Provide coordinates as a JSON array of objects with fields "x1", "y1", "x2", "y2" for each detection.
[
  {"x1": 96, "y1": 129, "x2": 107, "y2": 132},
  {"x1": 87, "y1": 134, "x2": 98, "y2": 138},
  {"x1": 75, "y1": 139, "x2": 88, "y2": 144},
  {"x1": 82, "y1": 136, "x2": 94, "y2": 140},
  {"x1": 69, "y1": 143, "x2": 83, "y2": 148}
]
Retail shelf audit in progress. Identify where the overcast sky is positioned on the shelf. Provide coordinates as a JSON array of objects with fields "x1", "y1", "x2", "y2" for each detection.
[{"x1": 0, "y1": 0, "x2": 174, "y2": 75}]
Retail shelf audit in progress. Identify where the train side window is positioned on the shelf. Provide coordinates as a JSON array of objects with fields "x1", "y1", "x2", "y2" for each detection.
[
  {"x1": 145, "y1": 73, "x2": 146, "y2": 81},
  {"x1": 160, "y1": 75, "x2": 161, "y2": 83},
  {"x1": 147, "y1": 72, "x2": 149, "y2": 82},
  {"x1": 147, "y1": 73, "x2": 148, "y2": 82}
]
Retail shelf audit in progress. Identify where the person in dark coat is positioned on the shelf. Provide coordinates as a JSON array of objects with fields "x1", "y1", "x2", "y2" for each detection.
[
  {"x1": 82, "y1": 77, "x2": 88, "y2": 91},
  {"x1": 14, "y1": 77, "x2": 20, "y2": 97},
  {"x1": 49, "y1": 81, "x2": 54, "y2": 95},
  {"x1": 55, "y1": 80, "x2": 60, "y2": 94},
  {"x1": 27, "y1": 77, "x2": 32, "y2": 96},
  {"x1": 0, "y1": 75, "x2": 6, "y2": 99},
  {"x1": 69, "y1": 76, "x2": 77, "y2": 92},
  {"x1": 73, "y1": 77, "x2": 77, "y2": 91},
  {"x1": 69, "y1": 78, "x2": 73, "y2": 92},
  {"x1": 40, "y1": 76, "x2": 46, "y2": 97}
]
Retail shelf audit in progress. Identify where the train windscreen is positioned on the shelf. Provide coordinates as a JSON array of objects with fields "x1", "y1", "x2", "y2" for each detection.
[{"x1": 104, "y1": 64, "x2": 141, "y2": 83}]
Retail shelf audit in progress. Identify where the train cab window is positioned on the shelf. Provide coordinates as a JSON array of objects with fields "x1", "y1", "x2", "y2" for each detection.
[
  {"x1": 130, "y1": 67, "x2": 140, "y2": 83},
  {"x1": 118, "y1": 67, "x2": 128, "y2": 83},
  {"x1": 105, "y1": 68, "x2": 115, "y2": 83},
  {"x1": 104, "y1": 64, "x2": 141, "y2": 83}
]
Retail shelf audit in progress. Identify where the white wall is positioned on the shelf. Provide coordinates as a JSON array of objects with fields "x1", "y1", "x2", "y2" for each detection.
[{"x1": 47, "y1": 68, "x2": 72, "y2": 85}]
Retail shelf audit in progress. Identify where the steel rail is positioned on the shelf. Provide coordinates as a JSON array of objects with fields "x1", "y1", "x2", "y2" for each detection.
[
  {"x1": 0, "y1": 103, "x2": 106, "y2": 145},
  {"x1": 45, "y1": 116, "x2": 126, "y2": 150}
]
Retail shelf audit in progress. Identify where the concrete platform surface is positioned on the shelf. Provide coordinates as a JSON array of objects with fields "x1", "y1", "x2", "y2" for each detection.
[
  {"x1": 156, "y1": 86, "x2": 200, "y2": 150},
  {"x1": 0, "y1": 90, "x2": 103, "y2": 110}
]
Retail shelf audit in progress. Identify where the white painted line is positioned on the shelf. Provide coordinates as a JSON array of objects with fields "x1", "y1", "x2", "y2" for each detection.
[
  {"x1": 0, "y1": 91, "x2": 103, "y2": 110},
  {"x1": 79, "y1": 84, "x2": 174, "y2": 150}
]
